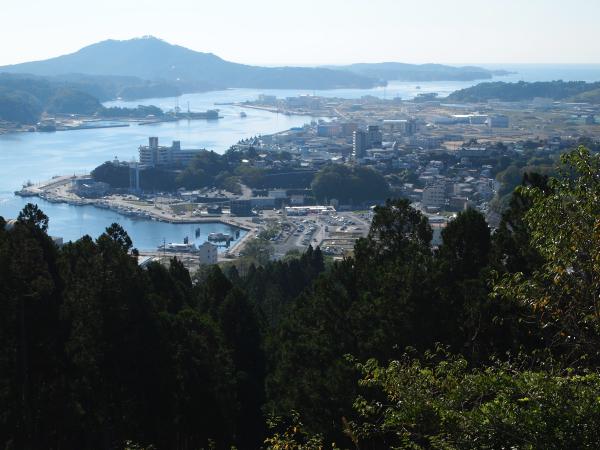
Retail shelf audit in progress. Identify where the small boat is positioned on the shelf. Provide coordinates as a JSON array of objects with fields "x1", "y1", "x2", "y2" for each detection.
[
  {"x1": 240, "y1": 111, "x2": 247, "y2": 118},
  {"x1": 415, "y1": 86, "x2": 421, "y2": 90},
  {"x1": 158, "y1": 242, "x2": 198, "y2": 253}
]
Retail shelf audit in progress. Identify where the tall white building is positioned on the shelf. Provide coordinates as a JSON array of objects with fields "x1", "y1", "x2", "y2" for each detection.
[
  {"x1": 139, "y1": 137, "x2": 205, "y2": 167},
  {"x1": 198, "y1": 242, "x2": 218, "y2": 265}
]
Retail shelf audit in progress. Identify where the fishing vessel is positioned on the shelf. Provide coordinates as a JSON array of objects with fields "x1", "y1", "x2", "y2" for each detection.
[{"x1": 208, "y1": 232, "x2": 232, "y2": 242}]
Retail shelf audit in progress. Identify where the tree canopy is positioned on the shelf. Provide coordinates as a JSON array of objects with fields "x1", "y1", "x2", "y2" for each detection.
[
  {"x1": 2, "y1": 147, "x2": 600, "y2": 449},
  {"x1": 311, "y1": 164, "x2": 390, "y2": 204}
]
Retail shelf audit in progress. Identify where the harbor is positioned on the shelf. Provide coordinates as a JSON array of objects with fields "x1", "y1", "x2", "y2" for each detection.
[
  {"x1": 0, "y1": 93, "x2": 313, "y2": 250},
  {"x1": 13, "y1": 173, "x2": 258, "y2": 256},
  {"x1": 16, "y1": 175, "x2": 250, "y2": 227}
]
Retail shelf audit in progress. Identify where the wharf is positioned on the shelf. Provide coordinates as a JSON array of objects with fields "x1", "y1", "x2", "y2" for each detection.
[
  {"x1": 14, "y1": 175, "x2": 257, "y2": 231},
  {"x1": 138, "y1": 111, "x2": 221, "y2": 125},
  {"x1": 236, "y1": 103, "x2": 319, "y2": 117},
  {"x1": 16, "y1": 175, "x2": 76, "y2": 196},
  {"x1": 58, "y1": 123, "x2": 131, "y2": 131}
]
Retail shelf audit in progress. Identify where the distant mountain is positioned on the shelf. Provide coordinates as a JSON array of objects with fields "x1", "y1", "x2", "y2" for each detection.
[
  {"x1": 327, "y1": 62, "x2": 512, "y2": 82},
  {"x1": 0, "y1": 36, "x2": 380, "y2": 91},
  {"x1": 447, "y1": 80, "x2": 600, "y2": 103}
]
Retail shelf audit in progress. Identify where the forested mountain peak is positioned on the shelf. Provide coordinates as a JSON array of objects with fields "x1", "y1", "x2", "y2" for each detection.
[{"x1": 0, "y1": 37, "x2": 380, "y2": 90}]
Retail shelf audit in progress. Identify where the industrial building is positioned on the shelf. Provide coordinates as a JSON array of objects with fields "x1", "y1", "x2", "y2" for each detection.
[
  {"x1": 317, "y1": 123, "x2": 342, "y2": 137},
  {"x1": 70, "y1": 177, "x2": 110, "y2": 198},
  {"x1": 230, "y1": 199, "x2": 253, "y2": 216}
]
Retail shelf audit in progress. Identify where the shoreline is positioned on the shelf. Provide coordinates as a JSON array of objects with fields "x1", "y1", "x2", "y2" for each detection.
[
  {"x1": 15, "y1": 186, "x2": 259, "y2": 258},
  {"x1": 15, "y1": 177, "x2": 254, "y2": 232},
  {"x1": 237, "y1": 103, "x2": 316, "y2": 116},
  {"x1": 0, "y1": 110, "x2": 224, "y2": 136},
  {"x1": 236, "y1": 102, "x2": 336, "y2": 118}
]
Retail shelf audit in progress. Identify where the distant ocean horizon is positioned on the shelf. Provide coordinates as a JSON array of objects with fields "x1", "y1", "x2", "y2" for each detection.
[
  {"x1": 264, "y1": 63, "x2": 600, "y2": 83},
  {"x1": 479, "y1": 63, "x2": 600, "y2": 83}
]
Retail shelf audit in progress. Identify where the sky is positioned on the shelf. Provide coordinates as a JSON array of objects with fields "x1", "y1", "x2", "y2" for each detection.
[{"x1": 3, "y1": 0, "x2": 600, "y2": 67}]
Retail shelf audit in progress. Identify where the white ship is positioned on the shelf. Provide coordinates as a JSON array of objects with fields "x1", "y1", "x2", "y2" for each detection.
[{"x1": 158, "y1": 242, "x2": 198, "y2": 253}]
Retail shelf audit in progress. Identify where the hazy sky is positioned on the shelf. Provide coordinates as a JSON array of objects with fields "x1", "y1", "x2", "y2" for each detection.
[{"x1": 3, "y1": 0, "x2": 600, "y2": 66}]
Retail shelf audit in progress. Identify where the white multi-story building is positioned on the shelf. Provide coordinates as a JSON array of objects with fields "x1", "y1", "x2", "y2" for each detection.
[
  {"x1": 353, "y1": 130, "x2": 368, "y2": 159},
  {"x1": 139, "y1": 137, "x2": 205, "y2": 167}
]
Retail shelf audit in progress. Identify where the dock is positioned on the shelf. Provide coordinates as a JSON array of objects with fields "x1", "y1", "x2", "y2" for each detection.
[{"x1": 14, "y1": 174, "x2": 258, "y2": 231}]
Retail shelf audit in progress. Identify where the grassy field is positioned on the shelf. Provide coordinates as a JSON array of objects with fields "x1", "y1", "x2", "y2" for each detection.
[{"x1": 170, "y1": 203, "x2": 197, "y2": 214}]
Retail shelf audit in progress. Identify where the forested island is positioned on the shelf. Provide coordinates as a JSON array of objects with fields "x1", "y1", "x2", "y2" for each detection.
[
  {"x1": 329, "y1": 62, "x2": 513, "y2": 82},
  {"x1": 447, "y1": 80, "x2": 600, "y2": 103},
  {"x1": 2, "y1": 146, "x2": 600, "y2": 449},
  {"x1": 0, "y1": 73, "x2": 169, "y2": 125}
]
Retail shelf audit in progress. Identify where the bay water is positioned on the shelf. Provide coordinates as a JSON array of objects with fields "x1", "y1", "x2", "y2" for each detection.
[{"x1": 2, "y1": 65, "x2": 599, "y2": 249}]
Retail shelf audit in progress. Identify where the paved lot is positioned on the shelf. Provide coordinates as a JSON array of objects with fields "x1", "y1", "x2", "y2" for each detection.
[{"x1": 261, "y1": 210, "x2": 372, "y2": 259}]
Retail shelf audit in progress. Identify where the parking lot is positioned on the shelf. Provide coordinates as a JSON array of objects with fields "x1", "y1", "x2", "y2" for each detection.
[{"x1": 260, "y1": 210, "x2": 373, "y2": 259}]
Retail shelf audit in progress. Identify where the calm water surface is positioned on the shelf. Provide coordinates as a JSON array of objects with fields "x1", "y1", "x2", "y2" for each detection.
[{"x1": 0, "y1": 102, "x2": 311, "y2": 249}]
